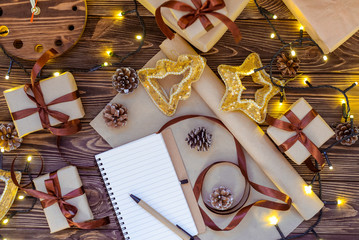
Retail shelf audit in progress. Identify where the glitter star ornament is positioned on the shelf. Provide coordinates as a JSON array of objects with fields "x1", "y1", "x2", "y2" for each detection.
[
  {"x1": 218, "y1": 53, "x2": 284, "y2": 123},
  {"x1": 137, "y1": 55, "x2": 206, "y2": 116},
  {"x1": 0, "y1": 169, "x2": 22, "y2": 221}
]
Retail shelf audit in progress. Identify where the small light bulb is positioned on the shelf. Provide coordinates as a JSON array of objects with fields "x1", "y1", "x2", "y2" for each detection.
[
  {"x1": 323, "y1": 55, "x2": 328, "y2": 61},
  {"x1": 1, "y1": 148, "x2": 4, "y2": 153},
  {"x1": 136, "y1": 35, "x2": 142, "y2": 40},
  {"x1": 269, "y1": 216, "x2": 278, "y2": 225},
  {"x1": 291, "y1": 50, "x2": 296, "y2": 56},
  {"x1": 53, "y1": 72, "x2": 60, "y2": 77},
  {"x1": 5, "y1": 75, "x2": 9, "y2": 80},
  {"x1": 355, "y1": 82, "x2": 358, "y2": 86},
  {"x1": 299, "y1": 25, "x2": 304, "y2": 30},
  {"x1": 342, "y1": 100, "x2": 346, "y2": 104},
  {"x1": 329, "y1": 165, "x2": 334, "y2": 170},
  {"x1": 337, "y1": 199, "x2": 343, "y2": 205},
  {"x1": 18, "y1": 195, "x2": 25, "y2": 200},
  {"x1": 103, "y1": 62, "x2": 109, "y2": 67},
  {"x1": 270, "y1": 33, "x2": 275, "y2": 39},
  {"x1": 279, "y1": 102, "x2": 283, "y2": 106},
  {"x1": 304, "y1": 185, "x2": 312, "y2": 194},
  {"x1": 106, "y1": 51, "x2": 113, "y2": 56},
  {"x1": 303, "y1": 78, "x2": 308, "y2": 85},
  {"x1": 117, "y1": 11, "x2": 124, "y2": 19},
  {"x1": 273, "y1": 15, "x2": 278, "y2": 19},
  {"x1": 350, "y1": 115, "x2": 354, "y2": 119},
  {"x1": 27, "y1": 156, "x2": 32, "y2": 162},
  {"x1": 2, "y1": 218, "x2": 9, "y2": 224}
]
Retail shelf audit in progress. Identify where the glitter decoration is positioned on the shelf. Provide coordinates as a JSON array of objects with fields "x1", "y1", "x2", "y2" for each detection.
[
  {"x1": 218, "y1": 53, "x2": 284, "y2": 123},
  {"x1": 137, "y1": 55, "x2": 206, "y2": 116},
  {"x1": 0, "y1": 169, "x2": 22, "y2": 221}
]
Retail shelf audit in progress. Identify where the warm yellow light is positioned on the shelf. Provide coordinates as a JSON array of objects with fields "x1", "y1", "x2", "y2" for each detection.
[
  {"x1": 53, "y1": 72, "x2": 60, "y2": 77},
  {"x1": 323, "y1": 55, "x2": 328, "y2": 61},
  {"x1": 1, "y1": 148, "x2": 4, "y2": 153},
  {"x1": 342, "y1": 99, "x2": 346, "y2": 104},
  {"x1": 136, "y1": 35, "x2": 142, "y2": 40},
  {"x1": 355, "y1": 82, "x2": 358, "y2": 86},
  {"x1": 116, "y1": 11, "x2": 124, "y2": 19},
  {"x1": 18, "y1": 195, "x2": 25, "y2": 200},
  {"x1": 2, "y1": 218, "x2": 9, "y2": 224},
  {"x1": 270, "y1": 33, "x2": 275, "y2": 39},
  {"x1": 350, "y1": 115, "x2": 354, "y2": 119},
  {"x1": 329, "y1": 165, "x2": 334, "y2": 170},
  {"x1": 269, "y1": 216, "x2": 278, "y2": 225},
  {"x1": 5, "y1": 75, "x2": 9, "y2": 80},
  {"x1": 337, "y1": 199, "x2": 344, "y2": 205},
  {"x1": 273, "y1": 15, "x2": 278, "y2": 19},
  {"x1": 304, "y1": 185, "x2": 312, "y2": 194},
  {"x1": 103, "y1": 62, "x2": 109, "y2": 67},
  {"x1": 27, "y1": 156, "x2": 32, "y2": 162},
  {"x1": 106, "y1": 50, "x2": 113, "y2": 56},
  {"x1": 303, "y1": 78, "x2": 308, "y2": 85},
  {"x1": 279, "y1": 102, "x2": 283, "y2": 106},
  {"x1": 299, "y1": 25, "x2": 304, "y2": 30},
  {"x1": 291, "y1": 50, "x2": 296, "y2": 56}
]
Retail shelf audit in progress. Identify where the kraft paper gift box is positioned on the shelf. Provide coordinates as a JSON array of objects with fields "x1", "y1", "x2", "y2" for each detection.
[
  {"x1": 267, "y1": 98, "x2": 335, "y2": 165},
  {"x1": 282, "y1": 0, "x2": 359, "y2": 54},
  {"x1": 3, "y1": 72, "x2": 85, "y2": 138},
  {"x1": 33, "y1": 166, "x2": 94, "y2": 233},
  {"x1": 138, "y1": 0, "x2": 249, "y2": 52},
  {"x1": 170, "y1": 0, "x2": 228, "y2": 40}
]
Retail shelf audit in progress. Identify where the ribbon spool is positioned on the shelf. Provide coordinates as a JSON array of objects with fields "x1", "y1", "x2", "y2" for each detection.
[{"x1": 202, "y1": 162, "x2": 250, "y2": 215}]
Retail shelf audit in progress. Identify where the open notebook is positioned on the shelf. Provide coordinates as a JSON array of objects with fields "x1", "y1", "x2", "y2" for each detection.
[{"x1": 95, "y1": 131, "x2": 203, "y2": 240}]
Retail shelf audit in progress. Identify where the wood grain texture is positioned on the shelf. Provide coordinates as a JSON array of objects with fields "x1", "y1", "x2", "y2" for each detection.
[
  {"x1": 0, "y1": 0, "x2": 359, "y2": 239},
  {"x1": 0, "y1": 0, "x2": 86, "y2": 60}
]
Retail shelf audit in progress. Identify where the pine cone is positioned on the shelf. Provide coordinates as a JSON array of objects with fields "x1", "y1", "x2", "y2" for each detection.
[
  {"x1": 335, "y1": 122, "x2": 359, "y2": 146},
  {"x1": 210, "y1": 186, "x2": 233, "y2": 211},
  {"x1": 276, "y1": 52, "x2": 300, "y2": 77},
  {"x1": 103, "y1": 103, "x2": 128, "y2": 128},
  {"x1": 0, "y1": 123, "x2": 23, "y2": 152},
  {"x1": 185, "y1": 127, "x2": 212, "y2": 151},
  {"x1": 112, "y1": 67, "x2": 139, "y2": 94}
]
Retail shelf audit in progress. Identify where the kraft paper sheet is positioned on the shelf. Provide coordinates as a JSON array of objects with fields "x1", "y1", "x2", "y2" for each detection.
[{"x1": 91, "y1": 36, "x2": 323, "y2": 239}]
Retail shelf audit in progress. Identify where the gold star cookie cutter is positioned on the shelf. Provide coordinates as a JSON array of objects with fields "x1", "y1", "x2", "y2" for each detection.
[
  {"x1": 218, "y1": 53, "x2": 284, "y2": 123},
  {"x1": 0, "y1": 169, "x2": 21, "y2": 221},
  {"x1": 137, "y1": 54, "x2": 206, "y2": 116}
]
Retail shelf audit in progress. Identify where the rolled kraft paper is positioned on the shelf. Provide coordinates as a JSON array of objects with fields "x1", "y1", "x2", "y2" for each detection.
[{"x1": 159, "y1": 34, "x2": 324, "y2": 220}]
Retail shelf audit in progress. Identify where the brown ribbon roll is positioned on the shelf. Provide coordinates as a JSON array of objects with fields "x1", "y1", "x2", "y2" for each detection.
[
  {"x1": 266, "y1": 109, "x2": 324, "y2": 172},
  {"x1": 158, "y1": 114, "x2": 292, "y2": 231},
  {"x1": 155, "y1": 0, "x2": 241, "y2": 43},
  {"x1": 10, "y1": 156, "x2": 110, "y2": 229},
  {"x1": 10, "y1": 48, "x2": 82, "y2": 136}
]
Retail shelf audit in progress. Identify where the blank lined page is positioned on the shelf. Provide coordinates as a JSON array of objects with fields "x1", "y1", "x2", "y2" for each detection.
[{"x1": 95, "y1": 133, "x2": 197, "y2": 240}]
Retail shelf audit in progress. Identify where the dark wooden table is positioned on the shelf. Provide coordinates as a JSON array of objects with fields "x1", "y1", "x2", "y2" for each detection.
[{"x1": 1, "y1": 0, "x2": 358, "y2": 239}]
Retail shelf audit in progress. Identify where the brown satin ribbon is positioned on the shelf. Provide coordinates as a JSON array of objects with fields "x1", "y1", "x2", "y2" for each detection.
[
  {"x1": 157, "y1": 114, "x2": 292, "y2": 231},
  {"x1": 155, "y1": 0, "x2": 241, "y2": 43},
  {"x1": 10, "y1": 156, "x2": 110, "y2": 229},
  {"x1": 10, "y1": 48, "x2": 81, "y2": 136},
  {"x1": 266, "y1": 109, "x2": 324, "y2": 172}
]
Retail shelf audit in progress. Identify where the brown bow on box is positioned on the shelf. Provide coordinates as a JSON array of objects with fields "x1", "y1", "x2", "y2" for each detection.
[
  {"x1": 155, "y1": 0, "x2": 241, "y2": 42},
  {"x1": 266, "y1": 109, "x2": 324, "y2": 172},
  {"x1": 10, "y1": 157, "x2": 110, "y2": 230},
  {"x1": 11, "y1": 49, "x2": 81, "y2": 136}
]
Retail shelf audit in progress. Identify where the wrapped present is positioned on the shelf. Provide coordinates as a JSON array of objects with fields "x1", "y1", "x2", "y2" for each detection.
[
  {"x1": 170, "y1": 0, "x2": 228, "y2": 40},
  {"x1": 282, "y1": 0, "x2": 359, "y2": 54},
  {"x1": 139, "y1": 0, "x2": 249, "y2": 52},
  {"x1": 3, "y1": 72, "x2": 84, "y2": 138},
  {"x1": 267, "y1": 98, "x2": 335, "y2": 166},
  {"x1": 31, "y1": 166, "x2": 109, "y2": 233}
]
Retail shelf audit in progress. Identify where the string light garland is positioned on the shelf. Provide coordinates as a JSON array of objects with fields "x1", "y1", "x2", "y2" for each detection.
[
  {"x1": 253, "y1": 1, "x2": 355, "y2": 239},
  {"x1": 0, "y1": 0, "x2": 146, "y2": 79},
  {"x1": 0, "y1": 154, "x2": 37, "y2": 232}
]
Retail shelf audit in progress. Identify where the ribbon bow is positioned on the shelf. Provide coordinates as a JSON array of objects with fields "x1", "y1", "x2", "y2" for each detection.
[
  {"x1": 11, "y1": 49, "x2": 81, "y2": 136},
  {"x1": 266, "y1": 109, "x2": 325, "y2": 171},
  {"x1": 11, "y1": 161, "x2": 110, "y2": 229},
  {"x1": 155, "y1": 0, "x2": 241, "y2": 42}
]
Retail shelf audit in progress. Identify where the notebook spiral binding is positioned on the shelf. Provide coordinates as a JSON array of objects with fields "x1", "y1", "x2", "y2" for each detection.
[{"x1": 96, "y1": 157, "x2": 130, "y2": 240}]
